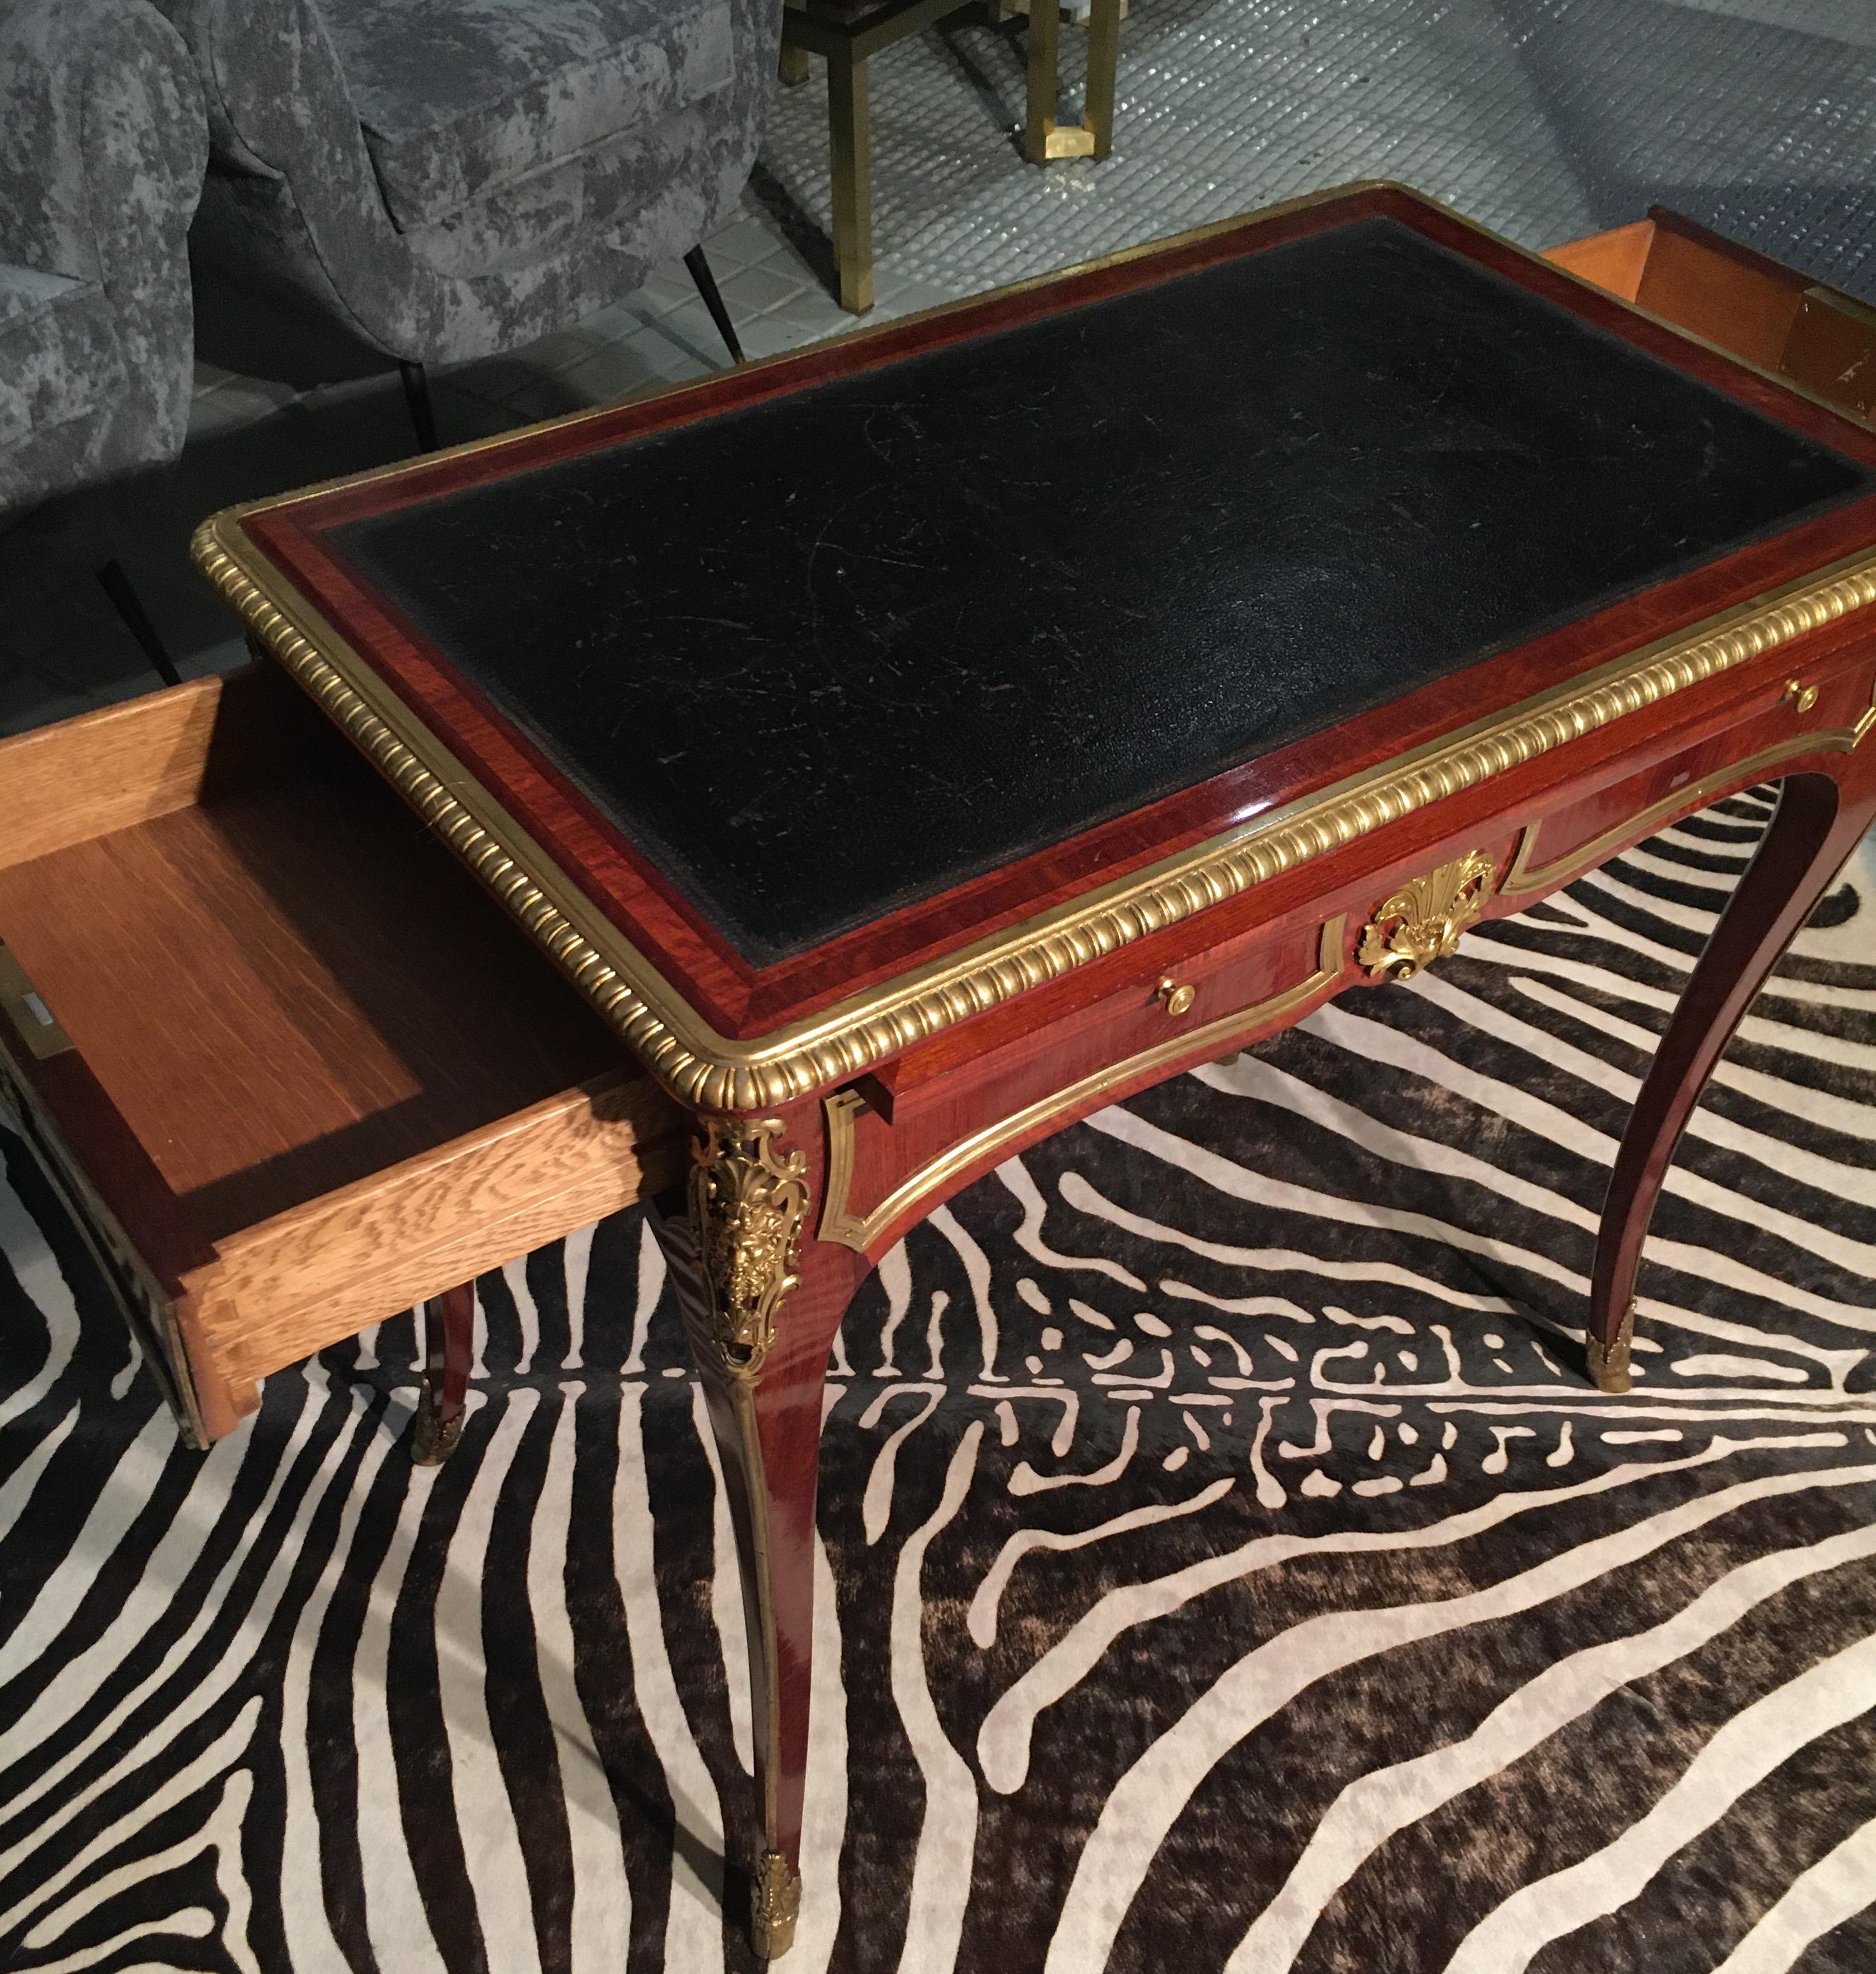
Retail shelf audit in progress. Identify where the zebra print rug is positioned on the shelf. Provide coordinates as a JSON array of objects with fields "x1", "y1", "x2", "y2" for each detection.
[{"x1": 2, "y1": 787, "x2": 1874, "y2": 1974}]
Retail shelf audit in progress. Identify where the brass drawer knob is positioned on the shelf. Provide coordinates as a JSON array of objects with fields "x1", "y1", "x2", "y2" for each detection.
[
  {"x1": 1157, "y1": 978, "x2": 1196, "y2": 1017},
  {"x1": 1785, "y1": 678, "x2": 1819, "y2": 714}
]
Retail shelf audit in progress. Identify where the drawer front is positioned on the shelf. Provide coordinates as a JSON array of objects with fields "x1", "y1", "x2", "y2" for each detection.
[
  {"x1": 819, "y1": 908, "x2": 1355, "y2": 1255},
  {"x1": 817, "y1": 646, "x2": 1875, "y2": 1257},
  {"x1": 1502, "y1": 658, "x2": 1876, "y2": 901},
  {"x1": 0, "y1": 992, "x2": 208, "y2": 1448}
]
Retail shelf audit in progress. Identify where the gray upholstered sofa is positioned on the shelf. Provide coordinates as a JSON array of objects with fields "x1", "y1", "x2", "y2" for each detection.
[
  {"x1": 1, "y1": 0, "x2": 207, "y2": 683},
  {"x1": 154, "y1": 0, "x2": 778, "y2": 427},
  {"x1": 0, "y1": 0, "x2": 205, "y2": 528}
]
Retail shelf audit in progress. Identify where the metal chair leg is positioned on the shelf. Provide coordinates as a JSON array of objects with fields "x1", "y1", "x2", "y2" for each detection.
[
  {"x1": 399, "y1": 359, "x2": 440, "y2": 452},
  {"x1": 1025, "y1": 0, "x2": 1122, "y2": 162},
  {"x1": 96, "y1": 559, "x2": 181, "y2": 688},
  {"x1": 683, "y1": 245, "x2": 747, "y2": 365},
  {"x1": 828, "y1": 49, "x2": 873, "y2": 313},
  {"x1": 1086, "y1": 0, "x2": 1122, "y2": 157}
]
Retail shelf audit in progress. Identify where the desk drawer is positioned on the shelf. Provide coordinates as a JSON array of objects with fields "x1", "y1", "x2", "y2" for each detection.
[
  {"x1": 0, "y1": 668, "x2": 683, "y2": 1441},
  {"x1": 820, "y1": 906, "x2": 1354, "y2": 1254},
  {"x1": 818, "y1": 636, "x2": 1874, "y2": 1256},
  {"x1": 1546, "y1": 208, "x2": 1876, "y2": 424}
]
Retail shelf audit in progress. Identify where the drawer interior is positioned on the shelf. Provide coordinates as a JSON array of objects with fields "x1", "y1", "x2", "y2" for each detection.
[
  {"x1": 0, "y1": 666, "x2": 627, "y2": 1243},
  {"x1": 1546, "y1": 208, "x2": 1876, "y2": 424}
]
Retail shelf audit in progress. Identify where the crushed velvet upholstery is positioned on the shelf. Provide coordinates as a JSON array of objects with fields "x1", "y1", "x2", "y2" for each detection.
[
  {"x1": 325, "y1": 0, "x2": 734, "y2": 229},
  {"x1": 153, "y1": 0, "x2": 778, "y2": 366},
  {"x1": 0, "y1": 0, "x2": 206, "y2": 524}
]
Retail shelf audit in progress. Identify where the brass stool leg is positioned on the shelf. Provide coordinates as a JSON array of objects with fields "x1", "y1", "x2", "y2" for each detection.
[
  {"x1": 1027, "y1": 1, "x2": 1115, "y2": 162},
  {"x1": 1086, "y1": 0, "x2": 1121, "y2": 158},
  {"x1": 779, "y1": 41, "x2": 809, "y2": 86},
  {"x1": 1024, "y1": 0, "x2": 1064, "y2": 163},
  {"x1": 828, "y1": 49, "x2": 874, "y2": 313}
]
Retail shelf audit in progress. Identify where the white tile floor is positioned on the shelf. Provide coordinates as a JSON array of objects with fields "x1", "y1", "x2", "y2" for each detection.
[{"x1": 7, "y1": 0, "x2": 1876, "y2": 734}]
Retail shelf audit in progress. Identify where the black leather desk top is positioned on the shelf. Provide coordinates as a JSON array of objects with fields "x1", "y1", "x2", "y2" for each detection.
[{"x1": 332, "y1": 218, "x2": 1871, "y2": 963}]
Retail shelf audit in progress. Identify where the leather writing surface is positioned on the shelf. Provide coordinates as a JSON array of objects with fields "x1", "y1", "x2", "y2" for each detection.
[{"x1": 332, "y1": 218, "x2": 1871, "y2": 962}]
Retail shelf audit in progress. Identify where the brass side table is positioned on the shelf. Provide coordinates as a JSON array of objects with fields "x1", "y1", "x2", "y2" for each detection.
[{"x1": 780, "y1": 0, "x2": 1122, "y2": 312}]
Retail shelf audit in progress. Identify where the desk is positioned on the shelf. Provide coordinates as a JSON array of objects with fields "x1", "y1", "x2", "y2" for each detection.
[{"x1": 31, "y1": 184, "x2": 1876, "y2": 1955}]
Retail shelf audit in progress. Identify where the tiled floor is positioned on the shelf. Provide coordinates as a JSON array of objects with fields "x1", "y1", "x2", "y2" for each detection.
[{"x1": 7, "y1": 0, "x2": 1876, "y2": 733}]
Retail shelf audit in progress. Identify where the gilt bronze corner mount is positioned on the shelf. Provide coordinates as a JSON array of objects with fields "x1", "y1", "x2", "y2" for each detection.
[{"x1": 688, "y1": 1118, "x2": 810, "y2": 1384}]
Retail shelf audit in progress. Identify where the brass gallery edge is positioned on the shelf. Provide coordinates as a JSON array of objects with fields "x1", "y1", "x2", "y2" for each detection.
[{"x1": 194, "y1": 511, "x2": 1876, "y2": 1113}]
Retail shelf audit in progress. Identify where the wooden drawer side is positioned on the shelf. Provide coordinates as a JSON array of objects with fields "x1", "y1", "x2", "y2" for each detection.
[{"x1": 183, "y1": 1071, "x2": 684, "y2": 1403}]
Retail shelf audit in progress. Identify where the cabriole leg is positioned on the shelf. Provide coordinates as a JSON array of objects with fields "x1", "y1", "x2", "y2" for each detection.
[
  {"x1": 651, "y1": 1112, "x2": 867, "y2": 1958},
  {"x1": 1588, "y1": 771, "x2": 1876, "y2": 1388},
  {"x1": 411, "y1": 1281, "x2": 474, "y2": 1463}
]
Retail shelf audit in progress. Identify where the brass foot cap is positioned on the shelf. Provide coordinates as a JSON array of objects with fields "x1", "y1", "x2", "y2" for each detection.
[
  {"x1": 410, "y1": 1385, "x2": 465, "y2": 1465},
  {"x1": 1584, "y1": 1303, "x2": 1636, "y2": 1396},
  {"x1": 1586, "y1": 1350, "x2": 1632, "y2": 1396},
  {"x1": 750, "y1": 1850, "x2": 801, "y2": 1959}
]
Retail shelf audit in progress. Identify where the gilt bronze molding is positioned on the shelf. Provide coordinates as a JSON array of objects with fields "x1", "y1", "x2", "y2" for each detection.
[
  {"x1": 195, "y1": 515, "x2": 1876, "y2": 1112},
  {"x1": 819, "y1": 918, "x2": 1348, "y2": 1251}
]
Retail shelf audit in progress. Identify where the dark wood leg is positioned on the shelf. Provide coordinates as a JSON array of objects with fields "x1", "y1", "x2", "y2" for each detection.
[
  {"x1": 411, "y1": 1281, "x2": 474, "y2": 1463},
  {"x1": 1588, "y1": 771, "x2": 1876, "y2": 1388},
  {"x1": 96, "y1": 560, "x2": 182, "y2": 688},
  {"x1": 651, "y1": 1112, "x2": 869, "y2": 1959},
  {"x1": 779, "y1": 40, "x2": 810, "y2": 85},
  {"x1": 683, "y1": 245, "x2": 746, "y2": 366},
  {"x1": 398, "y1": 359, "x2": 440, "y2": 453}
]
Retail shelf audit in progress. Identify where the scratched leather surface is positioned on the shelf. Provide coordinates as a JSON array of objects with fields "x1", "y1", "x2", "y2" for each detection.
[{"x1": 333, "y1": 217, "x2": 1870, "y2": 963}]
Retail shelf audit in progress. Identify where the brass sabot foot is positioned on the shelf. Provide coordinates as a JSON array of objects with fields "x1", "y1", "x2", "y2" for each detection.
[
  {"x1": 749, "y1": 1849, "x2": 801, "y2": 1959},
  {"x1": 410, "y1": 1382, "x2": 464, "y2": 1464},
  {"x1": 1585, "y1": 1302, "x2": 1636, "y2": 1395}
]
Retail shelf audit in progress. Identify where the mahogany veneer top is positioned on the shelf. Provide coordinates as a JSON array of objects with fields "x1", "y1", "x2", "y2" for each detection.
[{"x1": 214, "y1": 185, "x2": 1876, "y2": 1047}]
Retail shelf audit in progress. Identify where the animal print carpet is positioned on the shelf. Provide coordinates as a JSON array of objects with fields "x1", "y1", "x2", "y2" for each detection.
[{"x1": 1, "y1": 788, "x2": 1873, "y2": 1974}]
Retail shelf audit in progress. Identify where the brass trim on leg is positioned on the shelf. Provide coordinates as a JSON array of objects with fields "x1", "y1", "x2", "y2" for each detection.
[
  {"x1": 1586, "y1": 1301, "x2": 1636, "y2": 1394},
  {"x1": 689, "y1": 1118, "x2": 811, "y2": 1382},
  {"x1": 1025, "y1": 0, "x2": 1100, "y2": 160},
  {"x1": 751, "y1": 1848, "x2": 802, "y2": 1959},
  {"x1": 819, "y1": 917, "x2": 1346, "y2": 1249},
  {"x1": 675, "y1": 1130, "x2": 806, "y2": 1953},
  {"x1": 410, "y1": 1381, "x2": 464, "y2": 1464}
]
